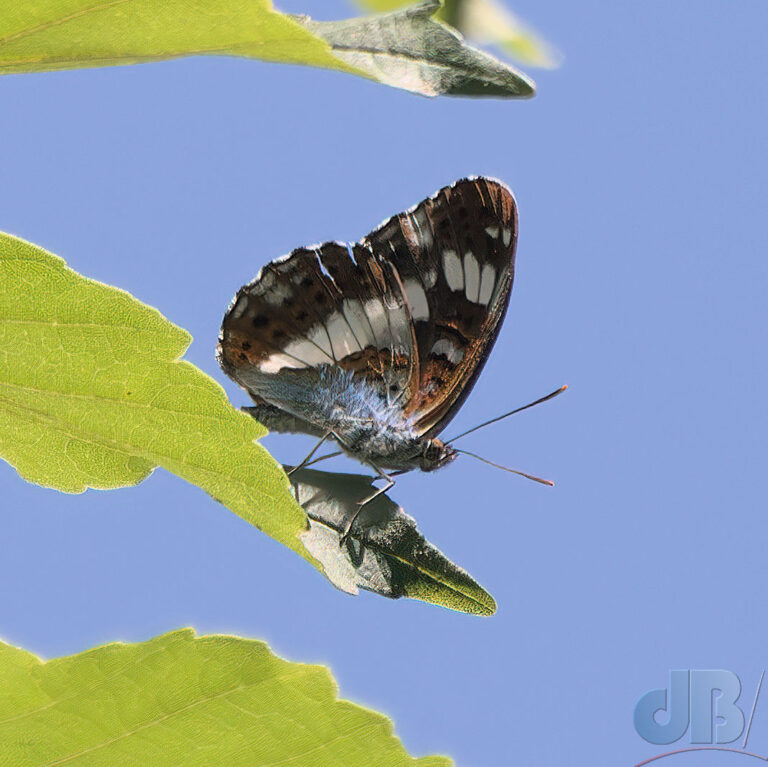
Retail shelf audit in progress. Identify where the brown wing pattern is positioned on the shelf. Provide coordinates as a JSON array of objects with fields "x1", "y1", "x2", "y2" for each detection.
[
  {"x1": 217, "y1": 240, "x2": 418, "y2": 412},
  {"x1": 364, "y1": 177, "x2": 517, "y2": 438}
]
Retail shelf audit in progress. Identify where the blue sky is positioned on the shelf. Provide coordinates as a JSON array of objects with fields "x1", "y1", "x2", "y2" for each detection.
[{"x1": 1, "y1": 1, "x2": 767, "y2": 764}]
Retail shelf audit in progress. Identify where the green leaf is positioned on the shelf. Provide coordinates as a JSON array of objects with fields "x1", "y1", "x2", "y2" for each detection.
[
  {"x1": 0, "y1": 0, "x2": 534, "y2": 98},
  {"x1": 0, "y1": 629, "x2": 453, "y2": 766},
  {"x1": 354, "y1": 0, "x2": 560, "y2": 69},
  {"x1": 0, "y1": 230, "x2": 310, "y2": 562},
  {"x1": 0, "y1": 231, "x2": 495, "y2": 614},
  {"x1": 292, "y1": 467, "x2": 496, "y2": 615},
  {"x1": 297, "y1": 1, "x2": 533, "y2": 98}
]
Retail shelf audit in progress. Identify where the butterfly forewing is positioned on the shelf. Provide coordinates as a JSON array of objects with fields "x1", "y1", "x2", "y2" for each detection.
[{"x1": 364, "y1": 177, "x2": 517, "y2": 437}]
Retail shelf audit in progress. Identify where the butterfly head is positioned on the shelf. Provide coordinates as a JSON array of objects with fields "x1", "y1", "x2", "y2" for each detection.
[{"x1": 418, "y1": 439, "x2": 458, "y2": 472}]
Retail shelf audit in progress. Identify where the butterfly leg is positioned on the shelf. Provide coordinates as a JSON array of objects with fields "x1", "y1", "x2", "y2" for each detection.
[
  {"x1": 339, "y1": 464, "x2": 395, "y2": 546},
  {"x1": 302, "y1": 450, "x2": 343, "y2": 468},
  {"x1": 287, "y1": 430, "x2": 335, "y2": 476}
]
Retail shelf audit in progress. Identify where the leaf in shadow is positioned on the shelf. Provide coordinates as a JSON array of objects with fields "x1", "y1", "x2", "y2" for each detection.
[
  {"x1": 295, "y1": 0, "x2": 534, "y2": 98},
  {"x1": 288, "y1": 466, "x2": 496, "y2": 615},
  {"x1": 354, "y1": 0, "x2": 560, "y2": 69}
]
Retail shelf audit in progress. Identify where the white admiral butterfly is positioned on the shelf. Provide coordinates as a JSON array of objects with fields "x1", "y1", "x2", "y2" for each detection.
[{"x1": 218, "y1": 177, "x2": 563, "y2": 506}]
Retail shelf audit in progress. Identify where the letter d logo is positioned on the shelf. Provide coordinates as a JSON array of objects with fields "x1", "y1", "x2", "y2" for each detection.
[{"x1": 634, "y1": 669, "x2": 690, "y2": 744}]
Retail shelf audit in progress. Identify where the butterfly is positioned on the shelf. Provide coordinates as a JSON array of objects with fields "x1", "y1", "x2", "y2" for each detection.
[{"x1": 218, "y1": 177, "x2": 562, "y2": 505}]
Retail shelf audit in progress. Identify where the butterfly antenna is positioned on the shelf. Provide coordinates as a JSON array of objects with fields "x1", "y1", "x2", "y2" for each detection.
[
  {"x1": 454, "y1": 449, "x2": 555, "y2": 486},
  {"x1": 448, "y1": 385, "x2": 567, "y2": 443}
]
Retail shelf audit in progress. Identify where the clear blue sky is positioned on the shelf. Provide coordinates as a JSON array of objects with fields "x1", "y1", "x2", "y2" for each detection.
[{"x1": 1, "y1": 2, "x2": 766, "y2": 765}]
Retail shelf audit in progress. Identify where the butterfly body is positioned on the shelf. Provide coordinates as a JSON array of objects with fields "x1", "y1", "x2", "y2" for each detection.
[
  {"x1": 218, "y1": 177, "x2": 517, "y2": 475},
  {"x1": 241, "y1": 365, "x2": 457, "y2": 472}
]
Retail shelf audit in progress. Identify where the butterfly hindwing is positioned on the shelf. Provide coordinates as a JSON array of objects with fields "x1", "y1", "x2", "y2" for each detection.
[{"x1": 218, "y1": 240, "x2": 418, "y2": 431}]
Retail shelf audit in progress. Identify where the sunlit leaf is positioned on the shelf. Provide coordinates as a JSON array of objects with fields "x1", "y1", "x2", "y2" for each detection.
[
  {"x1": 355, "y1": 0, "x2": 560, "y2": 69},
  {"x1": 290, "y1": 467, "x2": 496, "y2": 615},
  {"x1": 0, "y1": 629, "x2": 453, "y2": 766},
  {"x1": 0, "y1": 232, "x2": 495, "y2": 612},
  {"x1": 0, "y1": 0, "x2": 534, "y2": 97},
  {"x1": 0, "y1": 231, "x2": 310, "y2": 562}
]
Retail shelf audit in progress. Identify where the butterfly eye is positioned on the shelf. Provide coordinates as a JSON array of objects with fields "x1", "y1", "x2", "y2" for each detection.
[{"x1": 419, "y1": 440, "x2": 457, "y2": 472}]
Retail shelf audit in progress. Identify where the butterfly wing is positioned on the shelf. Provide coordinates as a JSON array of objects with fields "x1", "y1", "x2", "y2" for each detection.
[
  {"x1": 217, "y1": 240, "x2": 419, "y2": 432},
  {"x1": 218, "y1": 177, "x2": 516, "y2": 446},
  {"x1": 364, "y1": 177, "x2": 517, "y2": 438}
]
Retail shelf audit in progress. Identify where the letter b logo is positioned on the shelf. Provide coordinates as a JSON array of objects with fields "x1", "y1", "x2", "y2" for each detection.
[{"x1": 634, "y1": 670, "x2": 744, "y2": 745}]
